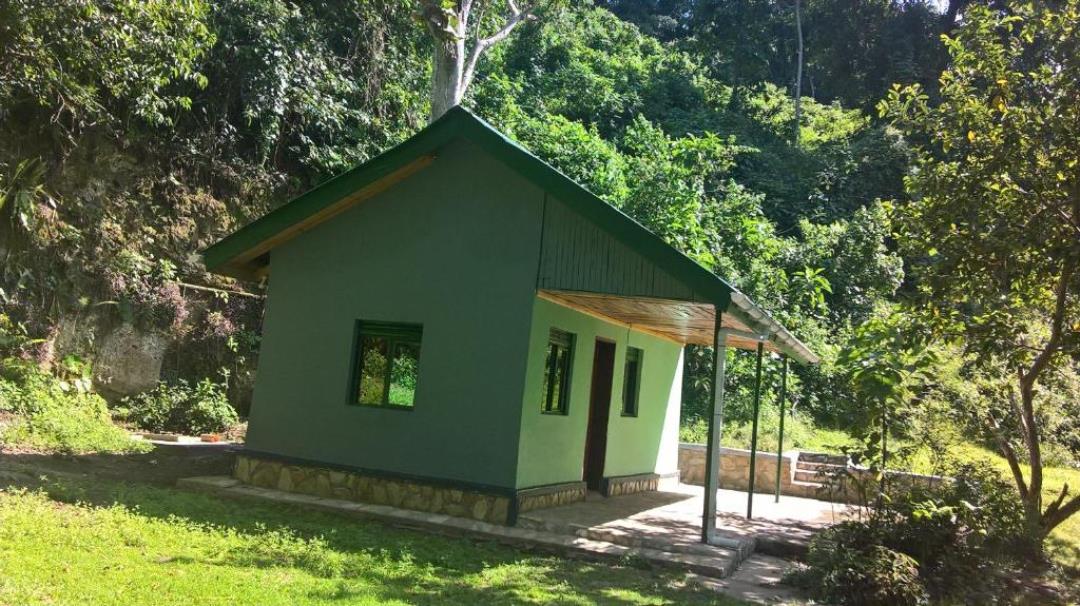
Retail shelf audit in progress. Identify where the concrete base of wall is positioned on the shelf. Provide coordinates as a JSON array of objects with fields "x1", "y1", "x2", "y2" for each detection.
[
  {"x1": 600, "y1": 471, "x2": 680, "y2": 497},
  {"x1": 234, "y1": 454, "x2": 624, "y2": 525},
  {"x1": 515, "y1": 481, "x2": 587, "y2": 513},
  {"x1": 236, "y1": 454, "x2": 515, "y2": 524}
]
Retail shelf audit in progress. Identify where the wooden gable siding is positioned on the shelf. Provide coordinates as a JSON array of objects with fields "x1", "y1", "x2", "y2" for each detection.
[{"x1": 537, "y1": 196, "x2": 698, "y2": 302}]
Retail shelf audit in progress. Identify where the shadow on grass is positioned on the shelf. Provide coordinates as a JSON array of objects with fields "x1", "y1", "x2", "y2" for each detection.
[
  {"x1": 1047, "y1": 534, "x2": 1080, "y2": 579},
  {"x1": 0, "y1": 451, "x2": 745, "y2": 605}
]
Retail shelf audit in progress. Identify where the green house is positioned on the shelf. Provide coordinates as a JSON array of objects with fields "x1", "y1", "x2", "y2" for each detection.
[{"x1": 205, "y1": 107, "x2": 817, "y2": 530}]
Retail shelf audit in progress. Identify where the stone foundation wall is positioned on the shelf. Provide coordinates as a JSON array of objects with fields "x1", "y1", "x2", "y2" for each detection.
[
  {"x1": 601, "y1": 472, "x2": 659, "y2": 496},
  {"x1": 515, "y1": 482, "x2": 586, "y2": 513},
  {"x1": 235, "y1": 454, "x2": 512, "y2": 524}
]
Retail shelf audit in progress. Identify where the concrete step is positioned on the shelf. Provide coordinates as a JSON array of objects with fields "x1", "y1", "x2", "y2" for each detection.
[
  {"x1": 795, "y1": 460, "x2": 847, "y2": 474},
  {"x1": 794, "y1": 470, "x2": 827, "y2": 483},
  {"x1": 178, "y1": 476, "x2": 743, "y2": 579},
  {"x1": 797, "y1": 452, "x2": 848, "y2": 466}
]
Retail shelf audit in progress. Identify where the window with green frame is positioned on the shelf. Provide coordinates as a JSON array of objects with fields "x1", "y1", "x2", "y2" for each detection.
[
  {"x1": 351, "y1": 321, "x2": 422, "y2": 408},
  {"x1": 540, "y1": 328, "x2": 574, "y2": 414},
  {"x1": 622, "y1": 346, "x2": 643, "y2": 417}
]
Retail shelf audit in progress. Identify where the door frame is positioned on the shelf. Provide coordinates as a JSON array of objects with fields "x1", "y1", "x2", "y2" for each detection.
[{"x1": 583, "y1": 337, "x2": 616, "y2": 490}]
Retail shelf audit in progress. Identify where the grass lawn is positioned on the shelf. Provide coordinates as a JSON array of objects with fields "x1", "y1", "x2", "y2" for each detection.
[{"x1": 0, "y1": 472, "x2": 748, "y2": 606}]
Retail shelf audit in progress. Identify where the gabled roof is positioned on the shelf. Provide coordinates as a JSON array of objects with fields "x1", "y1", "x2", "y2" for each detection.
[{"x1": 203, "y1": 106, "x2": 817, "y2": 364}]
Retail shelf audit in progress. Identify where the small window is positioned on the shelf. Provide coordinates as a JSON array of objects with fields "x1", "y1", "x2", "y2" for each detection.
[
  {"x1": 541, "y1": 328, "x2": 574, "y2": 414},
  {"x1": 622, "y1": 347, "x2": 643, "y2": 417},
  {"x1": 351, "y1": 321, "x2": 422, "y2": 408}
]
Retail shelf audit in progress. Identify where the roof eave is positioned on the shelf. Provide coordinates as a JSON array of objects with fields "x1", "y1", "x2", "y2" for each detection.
[{"x1": 728, "y1": 291, "x2": 819, "y2": 365}]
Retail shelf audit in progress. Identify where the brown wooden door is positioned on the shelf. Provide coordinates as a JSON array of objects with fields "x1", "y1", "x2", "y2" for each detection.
[{"x1": 583, "y1": 339, "x2": 616, "y2": 491}]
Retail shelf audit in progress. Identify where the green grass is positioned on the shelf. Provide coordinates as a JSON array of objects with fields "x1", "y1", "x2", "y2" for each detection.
[
  {"x1": 680, "y1": 415, "x2": 856, "y2": 453},
  {"x1": 0, "y1": 475, "x2": 748, "y2": 606}
]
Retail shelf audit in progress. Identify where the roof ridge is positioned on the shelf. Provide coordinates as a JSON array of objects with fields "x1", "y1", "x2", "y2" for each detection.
[{"x1": 202, "y1": 104, "x2": 817, "y2": 364}]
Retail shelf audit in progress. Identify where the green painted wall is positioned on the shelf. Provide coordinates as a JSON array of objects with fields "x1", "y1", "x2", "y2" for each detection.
[
  {"x1": 515, "y1": 297, "x2": 684, "y2": 489},
  {"x1": 537, "y1": 192, "x2": 696, "y2": 300},
  {"x1": 246, "y1": 138, "x2": 544, "y2": 489}
]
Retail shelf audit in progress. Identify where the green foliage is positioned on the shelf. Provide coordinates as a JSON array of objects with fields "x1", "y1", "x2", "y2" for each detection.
[
  {"x1": 882, "y1": 0, "x2": 1080, "y2": 536},
  {"x1": 881, "y1": 1, "x2": 1080, "y2": 370},
  {"x1": 0, "y1": 0, "x2": 214, "y2": 131},
  {"x1": 797, "y1": 462, "x2": 1031, "y2": 605},
  {"x1": 603, "y1": 0, "x2": 952, "y2": 111},
  {"x1": 680, "y1": 410, "x2": 857, "y2": 454},
  {"x1": 795, "y1": 524, "x2": 928, "y2": 606},
  {"x1": 0, "y1": 358, "x2": 147, "y2": 454},
  {"x1": 840, "y1": 309, "x2": 939, "y2": 445},
  {"x1": 121, "y1": 378, "x2": 238, "y2": 435}
]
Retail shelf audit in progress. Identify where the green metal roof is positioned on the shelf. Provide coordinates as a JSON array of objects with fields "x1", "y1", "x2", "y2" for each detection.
[{"x1": 203, "y1": 106, "x2": 817, "y2": 364}]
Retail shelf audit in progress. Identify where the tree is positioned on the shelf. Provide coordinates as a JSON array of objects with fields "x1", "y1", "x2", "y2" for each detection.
[
  {"x1": 792, "y1": 0, "x2": 804, "y2": 146},
  {"x1": 418, "y1": 0, "x2": 547, "y2": 121},
  {"x1": 882, "y1": 1, "x2": 1080, "y2": 539}
]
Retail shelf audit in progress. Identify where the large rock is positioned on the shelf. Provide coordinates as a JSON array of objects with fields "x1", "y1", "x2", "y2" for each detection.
[{"x1": 93, "y1": 324, "x2": 168, "y2": 401}]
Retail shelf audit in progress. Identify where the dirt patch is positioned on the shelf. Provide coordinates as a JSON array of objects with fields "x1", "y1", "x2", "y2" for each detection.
[{"x1": 0, "y1": 442, "x2": 238, "y2": 486}]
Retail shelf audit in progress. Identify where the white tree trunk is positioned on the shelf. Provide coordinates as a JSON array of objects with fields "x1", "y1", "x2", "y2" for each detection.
[
  {"x1": 431, "y1": 36, "x2": 466, "y2": 121},
  {"x1": 421, "y1": 0, "x2": 538, "y2": 123}
]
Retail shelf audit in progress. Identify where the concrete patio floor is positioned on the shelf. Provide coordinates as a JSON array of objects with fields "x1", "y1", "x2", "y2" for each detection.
[{"x1": 519, "y1": 483, "x2": 853, "y2": 559}]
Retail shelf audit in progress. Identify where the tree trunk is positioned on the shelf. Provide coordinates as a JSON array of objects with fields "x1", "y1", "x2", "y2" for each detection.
[
  {"x1": 430, "y1": 36, "x2": 465, "y2": 122},
  {"x1": 420, "y1": 0, "x2": 537, "y2": 123},
  {"x1": 793, "y1": 0, "x2": 803, "y2": 147},
  {"x1": 997, "y1": 257, "x2": 1079, "y2": 538}
]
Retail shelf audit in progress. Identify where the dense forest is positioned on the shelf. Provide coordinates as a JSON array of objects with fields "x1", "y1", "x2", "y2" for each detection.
[
  {"x1": 0, "y1": 0, "x2": 932, "y2": 425},
  {"x1": 2, "y1": 0, "x2": 1079, "y2": 601}
]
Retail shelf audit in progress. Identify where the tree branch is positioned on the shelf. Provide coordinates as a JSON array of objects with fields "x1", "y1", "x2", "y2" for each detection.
[
  {"x1": 1043, "y1": 491, "x2": 1080, "y2": 534},
  {"x1": 987, "y1": 411, "x2": 1029, "y2": 503},
  {"x1": 1023, "y1": 257, "x2": 1074, "y2": 395},
  {"x1": 1018, "y1": 257, "x2": 1074, "y2": 505},
  {"x1": 1043, "y1": 483, "x2": 1069, "y2": 518},
  {"x1": 462, "y1": 0, "x2": 536, "y2": 92}
]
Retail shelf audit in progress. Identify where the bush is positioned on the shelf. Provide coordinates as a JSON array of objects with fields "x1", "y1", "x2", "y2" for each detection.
[
  {"x1": 122, "y1": 378, "x2": 238, "y2": 436},
  {"x1": 795, "y1": 521, "x2": 928, "y2": 606},
  {"x1": 0, "y1": 357, "x2": 148, "y2": 454},
  {"x1": 795, "y1": 463, "x2": 1030, "y2": 605},
  {"x1": 883, "y1": 463, "x2": 1030, "y2": 603}
]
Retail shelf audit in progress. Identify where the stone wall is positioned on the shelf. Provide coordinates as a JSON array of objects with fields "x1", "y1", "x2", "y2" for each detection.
[
  {"x1": 515, "y1": 482, "x2": 587, "y2": 513},
  {"x1": 236, "y1": 454, "x2": 513, "y2": 524},
  {"x1": 678, "y1": 443, "x2": 945, "y2": 504},
  {"x1": 599, "y1": 472, "x2": 680, "y2": 497},
  {"x1": 679, "y1": 443, "x2": 800, "y2": 494}
]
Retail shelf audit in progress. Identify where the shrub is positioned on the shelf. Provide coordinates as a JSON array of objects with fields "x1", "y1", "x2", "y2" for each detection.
[
  {"x1": 796, "y1": 463, "x2": 1030, "y2": 605},
  {"x1": 122, "y1": 378, "x2": 238, "y2": 436},
  {"x1": 0, "y1": 357, "x2": 148, "y2": 454},
  {"x1": 798, "y1": 522, "x2": 928, "y2": 606},
  {"x1": 883, "y1": 463, "x2": 1030, "y2": 603}
]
